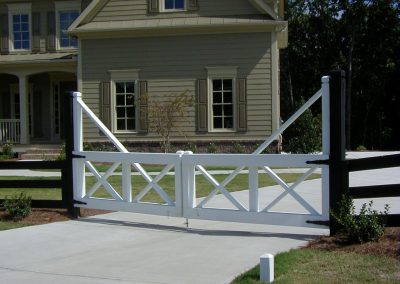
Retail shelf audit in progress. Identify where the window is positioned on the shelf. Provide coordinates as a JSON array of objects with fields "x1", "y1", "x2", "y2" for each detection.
[
  {"x1": 12, "y1": 14, "x2": 30, "y2": 50},
  {"x1": 149, "y1": 0, "x2": 198, "y2": 13},
  {"x1": 109, "y1": 70, "x2": 140, "y2": 133},
  {"x1": 55, "y1": 1, "x2": 80, "y2": 49},
  {"x1": 211, "y1": 79, "x2": 234, "y2": 130},
  {"x1": 7, "y1": 3, "x2": 32, "y2": 51},
  {"x1": 115, "y1": 81, "x2": 136, "y2": 132},
  {"x1": 207, "y1": 67, "x2": 238, "y2": 131},
  {"x1": 164, "y1": 0, "x2": 185, "y2": 10},
  {"x1": 58, "y1": 11, "x2": 79, "y2": 48}
]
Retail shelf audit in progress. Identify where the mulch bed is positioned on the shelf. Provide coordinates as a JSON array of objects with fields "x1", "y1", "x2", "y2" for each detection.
[{"x1": 306, "y1": 227, "x2": 400, "y2": 261}]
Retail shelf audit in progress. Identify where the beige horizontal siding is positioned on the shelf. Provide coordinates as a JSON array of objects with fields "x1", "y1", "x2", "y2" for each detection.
[
  {"x1": 92, "y1": 0, "x2": 261, "y2": 22},
  {"x1": 81, "y1": 32, "x2": 273, "y2": 142}
]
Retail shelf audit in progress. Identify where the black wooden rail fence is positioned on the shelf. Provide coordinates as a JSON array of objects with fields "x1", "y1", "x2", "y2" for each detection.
[
  {"x1": 328, "y1": 71, "x2": 400, "y2": 231},
  {"x1": 0, "y1": 161, "x2": 67, "y2": 208},
  {"x1": 0, "y1": 93, "x2": 78, "y2": 218},
  {"x1": 347, "y1": 154, "x2": 400, "y2": 227}
]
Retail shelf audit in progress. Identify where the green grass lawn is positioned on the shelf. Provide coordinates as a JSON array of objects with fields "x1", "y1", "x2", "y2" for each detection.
[
  {"x1": 0, "y1": 221, "x2": 32, "y2": 231},
  {"x1": 0, "y1": 177, "x2": 61, "y2": 200},
  {"x1": 231, "y1": 248, "x2": 400, "y2": 284},
  {"x1": 0, "y1": 173, "x2": 320, "y2": 203}
]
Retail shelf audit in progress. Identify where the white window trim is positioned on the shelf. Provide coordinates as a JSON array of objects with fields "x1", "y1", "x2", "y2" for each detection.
[
  {"x1": 55, "y1": 1, "x2": 80, "y2": 51},
  {"x1": 7, "y1": 3, "x2": 32, "y2": 53},
  {"x1": 109, "y1": 69, "x2": 140, "y2": 134},
  {"x1": 206, "y1": 67, "x2": 238, "y2": 132},
  {"x1": 160, "y1": 0, "x2": 187, "y2": 12}
]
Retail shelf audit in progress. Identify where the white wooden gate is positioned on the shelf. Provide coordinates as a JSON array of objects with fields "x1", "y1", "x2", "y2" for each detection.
[{"x1": 72, "y1": 76, "x2": 331, "y2": 228}]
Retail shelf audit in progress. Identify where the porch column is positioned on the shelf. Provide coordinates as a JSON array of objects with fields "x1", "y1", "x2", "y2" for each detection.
[{"x1": 18, "y1": 74, "x2": 30, "y2": 144}]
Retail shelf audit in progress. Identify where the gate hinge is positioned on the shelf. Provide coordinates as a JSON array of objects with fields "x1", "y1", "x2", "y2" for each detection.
[
  {"x1": 306, "y1": 220, "x2": 329, "y2": 226},
  {"x1": 74, "y1": 200, "x2": 87, "y2": 205},
  {"x1": 72, "y1": 154, "x2": 86, "y2": 159},
  {"x1": 306, "y1": 159, "x2": 330, "y2": 165}
]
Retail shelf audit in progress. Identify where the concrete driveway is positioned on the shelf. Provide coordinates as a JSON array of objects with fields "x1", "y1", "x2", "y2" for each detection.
[{"x1": 0, "y1": 212, "x2": 327, "y2": 284}]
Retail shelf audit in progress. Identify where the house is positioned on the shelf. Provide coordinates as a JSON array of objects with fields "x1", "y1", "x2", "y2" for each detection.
[{"x1": 1, "y1": 0, "x2": 287, "y2": 152}]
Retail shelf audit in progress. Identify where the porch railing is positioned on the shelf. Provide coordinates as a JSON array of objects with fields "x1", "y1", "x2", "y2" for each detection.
[{"x1": 0, "y1": 119, "x2": 21, "y2": 144}]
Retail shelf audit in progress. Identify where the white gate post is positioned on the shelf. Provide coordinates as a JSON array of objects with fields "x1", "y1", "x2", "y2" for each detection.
[
  {"x1": 321, "y1": 76, "x2": 330, "y2": 219},
  {"x1": 73, "y1": 92, "x2": 83, "y2": 152},
  {"x1": 72, "y1": 92, "x2": 85, "y2": 199}
]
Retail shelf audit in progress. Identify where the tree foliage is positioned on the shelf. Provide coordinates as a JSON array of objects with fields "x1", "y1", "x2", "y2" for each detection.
[
  {"x1": 147, "y1": 92, "x2": 194, "y2": 153},
  {"x1": 282, "y1": 0, "x2": 400, "y2": 150},
  {"x1": 283, "y1": 100, "x2": 322, "y2": 153}
]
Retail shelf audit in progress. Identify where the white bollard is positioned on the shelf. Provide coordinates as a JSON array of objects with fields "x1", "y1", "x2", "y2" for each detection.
[{"x1": 260, "y1": 253, "x2": 274, "y2": 283}]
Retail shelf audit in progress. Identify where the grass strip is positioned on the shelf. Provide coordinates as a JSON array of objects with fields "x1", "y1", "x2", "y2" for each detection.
[{"x1": 232, "y1": 248, "x2": 400, "y2": 283}]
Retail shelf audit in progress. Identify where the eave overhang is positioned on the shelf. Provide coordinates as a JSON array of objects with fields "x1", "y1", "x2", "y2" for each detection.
[{"x1": 68, "y1": 18, "x2": 288, "y2": 39}]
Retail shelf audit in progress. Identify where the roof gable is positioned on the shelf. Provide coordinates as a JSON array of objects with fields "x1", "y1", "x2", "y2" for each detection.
[{"x1": 70, "y1": 0, "x2": 280, "y2": 31}]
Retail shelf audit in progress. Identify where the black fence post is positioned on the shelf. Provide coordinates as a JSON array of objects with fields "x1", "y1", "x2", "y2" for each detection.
[
  {"x1": 64, "y1": 92, "x2": 80, "y2": 218},
  {"x1": 329, "y1": 70, "x2": 348, "y2": 235}
]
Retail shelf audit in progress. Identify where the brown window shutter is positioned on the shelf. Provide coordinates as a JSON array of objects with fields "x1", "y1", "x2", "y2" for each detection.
[
  {"x1": 196, "y1": 79, "x2": 208, "y2": 132},
  {"x1": 187, "y1": 0, "x2": 199, "y2": 11},
  {"x1": 32, "y1": 12, "x2": 41, "y2": 53},
  {"x1": 236, "y1": 78, "x2": 247, "y2": 132},
  {"x1": 138, "y1": 80, "x2": 149, "y2": 134},
  {"x1": 0, "y1": 14, "x2": 9, "y2": 55},
  {"x1": 100, "y1": 82, "x2": 112, "y2": 130},
  {"x1": 148, "y1": 0, "x2": 159, "y2": 13},
  {"x1": 81, "y1": 0, "x2": 92, "y2": 11},
  {"x1": 47, "y1": 11, "x2": 56, "y2": 52}
]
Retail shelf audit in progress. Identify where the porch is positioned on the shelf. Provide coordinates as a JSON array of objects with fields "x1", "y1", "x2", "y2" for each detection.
[{"x1": 0, "y1": 72, "x2": 77, "y2": 145}]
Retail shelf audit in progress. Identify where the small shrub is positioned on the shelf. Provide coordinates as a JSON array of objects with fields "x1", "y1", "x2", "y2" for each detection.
[
  {"x1": 356, "y1": 145, "x2": 367, "y2": 151},
  {"x1": 0, "y1": 143, "x2": 14, "y2": 160},
  {"x1": 185, "y1": 142, "x2": 197, "y2": 153},
  {"x1": 56, "y1": 143, "x2": 66, "y2": 161},
  {"x1": 83, "y1": 143, "x2": 93, "y2": 151},
  {"x1": 331, "y1": 195, "x2": 389, "y2": 243},
  {"x1": 232, "y1": 142, "x2": 245, "y2": 153},
  {"x1": 2, "y1": 143, "x2": 13, "y2": 156},
  {"x1": 207, "y1": 143, "x2": 217, "y2": 153},
  {"x1": 3, "y1": 193, "x2": 32, "y2": 221}
]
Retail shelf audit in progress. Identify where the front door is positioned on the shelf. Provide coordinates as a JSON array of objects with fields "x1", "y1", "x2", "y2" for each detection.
[
  {"x1": 9, "y1": 85, "x2": 20, "y2": 120},
  {"x1": 52, "y1": 81, "x2": 77, "y2": 141}
]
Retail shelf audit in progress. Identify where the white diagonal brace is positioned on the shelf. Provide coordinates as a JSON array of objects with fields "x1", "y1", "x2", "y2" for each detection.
[
  {"x1": 263, "y1": 166, "x2": 290, "y2": 190},
  {"x1": 197, "y1": 165, "x2": 246, "y2": 205},
  {"x1": 78, "y1": 99, "x2": 128, "y2": 153},
  {"x1": 262, "y1": 167, "x2": 319, "y2": 214},
  {"x1": 132, "y1": 163, "x2": 174, "y2": 206},
  {"x1": 85, "y1": 161, "x2": 123, "y2": 201},
  {"x1": 134, "y1": 164, "x2": 174, "y2": 202},
  {"x1": 196, "y1": 165, "x2": 247, "y2": 211},
  {"x1": 253, "y1": 89, "x2": 322, "y2": 154},
  {"x1": 86, "y1": 162, "x2": 121, "y2": 196}
]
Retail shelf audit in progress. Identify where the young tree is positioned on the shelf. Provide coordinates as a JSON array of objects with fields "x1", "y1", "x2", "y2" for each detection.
[{"x1": 147, "y1": 92, "x2": 194, "y2": 153}]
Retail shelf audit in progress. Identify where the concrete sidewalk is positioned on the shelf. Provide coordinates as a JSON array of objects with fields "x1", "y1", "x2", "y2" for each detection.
[{"x1": 0, "y1": 212, "x2": 327, "y2": 284}]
